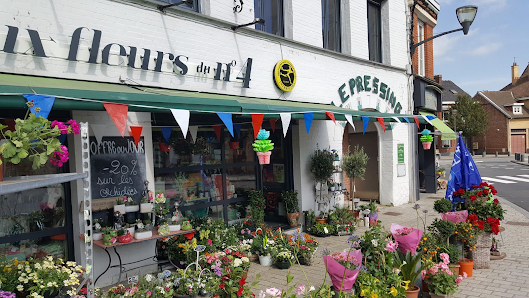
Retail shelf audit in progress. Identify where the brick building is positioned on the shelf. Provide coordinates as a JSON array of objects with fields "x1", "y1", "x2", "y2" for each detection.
[{"x1": 474, "y1": 63, "x2": 529, "y2": 154}]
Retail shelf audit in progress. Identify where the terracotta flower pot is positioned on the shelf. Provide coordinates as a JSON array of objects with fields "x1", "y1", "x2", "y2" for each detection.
[
  {"x1": 256, "y1": 151, "x2": 271, "y2": 164},
  {"x1": 315, "y1": 217, "x2": 327, "y2": 224},
  {"x1": 422, "y1": 142, "x2": 432, "y2": 150},
  {"x1": 459, "y1": 258, "x2": 473, "y2": 277},
  {"x1": 405, "y1": 285, "x2": 420, "y2": 298},
  {"x1": 422, "y1": 279, "x2": 429, "y2": 293},
  {"x1": 286, "y1": 213, "x2": 299, "y2": 227}
]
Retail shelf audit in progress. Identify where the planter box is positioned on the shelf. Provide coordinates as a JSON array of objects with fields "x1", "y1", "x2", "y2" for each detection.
[
  {"x1": 114, "y1": 204, "x2": 126, "y2": 214},
  {"x1": 125, "y1": 205, "x2": 139, "y2": 213},
  {"x1": 134, "y1": 230, "x2": 152, "y2": 240},
  {"x1": 140, "y1": 203, "x2": 153, "y2": 213},
  {"x1": 127, "y1": 227, "x2": 135, "y2": 238},
  {"x1": 169, "y1": 224, "x2": 181, "y2": 232},
  {"x1": 259, "y1": 255, "x2": 273, "y2": 267},
  {"x1": 93, "y1": 232, "x2": 103, "y2": 241}
]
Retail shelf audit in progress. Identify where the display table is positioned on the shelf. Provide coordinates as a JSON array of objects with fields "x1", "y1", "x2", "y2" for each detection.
[{"x1": 91, "y1": 227, "x2": 195, "y2": 285}]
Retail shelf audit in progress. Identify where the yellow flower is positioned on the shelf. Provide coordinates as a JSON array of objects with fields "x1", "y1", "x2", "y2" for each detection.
[
  {"x1": 390, "y1": 286, "x2": 398, "y2": 296},
  {"x1": 374, "y1": 278, "x2": 380, "y2": 283},
  {"x1": 403, "y1": 280, "x2": 410, "y2": 290},
  {"x1": 371, "y1": 292, "x2": 378, "y2": 298},
  {"x1": 360, "y1": 289, "x2": 366, "y2": 296}
]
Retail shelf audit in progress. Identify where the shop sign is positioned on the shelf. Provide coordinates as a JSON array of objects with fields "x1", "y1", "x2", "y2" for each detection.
[
  {"x1": 397, "y1": 143, "x2": 404, "y2": 164},
  {"x1": 273, "y1": 60, "x2": 296, "y2": 92},
  {"x1": 1, "y1": 25, "x2": 253, "y2": 87},
  {"x1": 424, "y1": 88, "x2": 438, "y2": 111},
  {"x1": 337, "y1": 75, "x2": 402, "y2": 114}
]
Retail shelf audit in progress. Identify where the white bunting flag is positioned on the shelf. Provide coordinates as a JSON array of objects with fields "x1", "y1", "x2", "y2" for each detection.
[
  {"x1": 90, "y1": 124, "x2": 106, "y2": 145},
  {"x1": 189, "y1": 126, "x2": 199, "y2": 143},
  {"x1": 280, "y1": 113, "x2": 291, "y2": 138},
  {"x1": 344, "y1": 114, "x2": 355, "y2": 131},
  {"x1": 170, "y1": 109, "x2": 190, "y2": 138},
  {"x1": 421, "y1": 115, "x2": 433, "y2": 126},
  {"x1": 391, "y1": 117, "x2": 401, "y2": 123}
]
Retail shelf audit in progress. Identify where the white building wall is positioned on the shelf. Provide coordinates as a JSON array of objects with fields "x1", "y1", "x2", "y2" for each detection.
[
  {"x1": 347, "y1": 0, "x2": 369, "y2": 60},
  {"x1": 388, "y1": 0, "x2": 410, "y2": 70}
]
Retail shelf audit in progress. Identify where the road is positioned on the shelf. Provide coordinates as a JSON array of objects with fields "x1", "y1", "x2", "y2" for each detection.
[{"x1": 438, "y1": 156, "x2": 529, "y2": 212}]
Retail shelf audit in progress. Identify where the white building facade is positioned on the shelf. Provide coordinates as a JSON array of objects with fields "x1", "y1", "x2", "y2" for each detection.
[{"x1": 0, "y1": 0, "x2": 417, "y2": 286}]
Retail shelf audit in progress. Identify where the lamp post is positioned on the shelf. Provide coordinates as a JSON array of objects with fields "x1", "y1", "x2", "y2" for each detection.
[{"x1": 410, "y1": 5, "x2": 478, "y2": 55}]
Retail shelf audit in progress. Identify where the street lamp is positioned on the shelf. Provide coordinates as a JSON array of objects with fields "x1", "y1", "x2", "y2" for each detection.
[{"x1": 411, "y1": 5, "x2": 478, "y2": 55}]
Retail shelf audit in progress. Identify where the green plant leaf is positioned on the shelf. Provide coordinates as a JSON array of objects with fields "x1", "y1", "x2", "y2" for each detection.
[
  {"x1": 17, "y1": 149, "x2": 28, "y2": 159},
  {"x1": 39, "y1": 152, "x2": 48, "y2": 165},
  {"x1": 12, "y1": 140, "x2": 23, "y2": 148},
  {"x1": 2, "y1": 141, "x2": 17, "y2": 158}
]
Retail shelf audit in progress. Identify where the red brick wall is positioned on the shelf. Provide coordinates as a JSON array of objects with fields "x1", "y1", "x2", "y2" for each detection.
[
  {"x1": 474, "y1": 94, "x2": 510, "y2": 154},
  {"x1": 411, "y1": 16, "x2": 435, "y2": 79}
]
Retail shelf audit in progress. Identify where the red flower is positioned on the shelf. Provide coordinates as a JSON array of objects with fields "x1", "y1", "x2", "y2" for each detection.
[
  {"x1": 492, "y1": 189, "x2": 498, "y2": 195},
  {"x1": 239, "y1": 278, "x2": 246, "y2": 287},
  {"x1": 477, "y1": 191, "x2": 483, "y2": 196},
  {"x1": 470, "y1": 195, "x2": 477, "y2": 201},
  {"x1": 493, "y1": 199, "x2": 499, "y2": 205},
  {"x1": 237, "y1": 287, "x2": 244, "y2": 296},
  {"x1": 214, "y1": 295, "x2": 220, "y2": 297},
  {"x1": 453, "y1": 191, "x2": 459, "y2": 197},
  {"x1": 477, "y1": 220, "x2": 485, "y2": 230},
  {"x1": 458, "y1": 188, "x2": 465, "y2": 195},
  {"x1": 219, "y1": 283, "x2": 225, "y2": 290},
  {"x1": 484, "y1": 189, "x2": 489, "y2": 195},
  {"x1": 472, "y1": 185, "x2": 478, "y2": 188}
]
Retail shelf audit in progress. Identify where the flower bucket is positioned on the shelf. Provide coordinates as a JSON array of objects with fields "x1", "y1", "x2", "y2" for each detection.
[
  {"x1": 315, "y1": 217, "x2": 327, "y2": 224},
  {"x1": 421, "y1": 279, "x2": 429, "y2": 293},
  {"x1": 440, "y1": 210, "x2": 468, "y2": 223},
  {"x1": 256, "y1": 151, "x2": 271, "y2": 164},
  {"x1": 405, "y1": 285, "x2": 420, "y2": 298},
  {"x1": 323, "y1": 250, "x2": 362, "y2": 292},
  {"x1": 287, "y1": 213, "x2": 299, "y2": 227},
  {"x1": 259, "y1": 255, "x2": 273, "y2": 266},
  {"x1": 458, "y1": 258, "x2": 473, "y2": 277},
  {"x1": 229, "y1": 141, "x2": 239, "y2": 149},
  {"x1": 422, "y1": 142, "x2": 432, "y2": 150},
  {"x1": 390, "y1": 223, "x2": 424, "y2": 255}
]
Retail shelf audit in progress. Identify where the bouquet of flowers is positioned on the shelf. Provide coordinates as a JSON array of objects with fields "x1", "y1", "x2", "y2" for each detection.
[
  {"x1": 441, "y1": 210, "x2": 468, "y2": 223},
  {"x1": 322, "y1": 249, "x2": 363, "y2": 292},
  {"x1": 390, "y1": 223, "x2": 423, "y2": 254}
]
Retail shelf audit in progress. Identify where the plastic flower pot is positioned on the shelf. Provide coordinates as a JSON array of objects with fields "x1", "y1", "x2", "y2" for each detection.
[
  {"x1": 114, "y1": 204, "x2": 126, "y2": 215},
  {"x1": 134, "y1": 230, "x2": 152, "y2": 240},
  {"x1": 421, "y1": 279, "x2": 429, "y2": 293},
  {"x1": 422, "y1": 142, "x2": 432, "y2": 150},
  {"x1": 459, "y1": 258, "x2": 473, "y2": 277},
  {"x1": 125, "y1": 205, "x2": 139, "y2": 213},
  {"x1": 140, "y1": 203, "x2": 153, "y2": 213},
  {"x1": 169, "y1": 224, "x2": 181, "y2": 232},
  {"x1": 184, "y1": 231, "x2": 195, "y2": 240},
  {"x1": 259, "y1": 255, "x2": 273, "y2": 266},
  {"x1": 405, "y1": 285, "x2": 420, "y2": 298},
  {"x1": 256, "y1": 151, "x2": 271, "y2": 164},
  {"x1": 275, "y1": 261, "x2": 291, "y2": 270},
  {"x1": 229, "y1": 141, "x2": 239, "y2": 149}
]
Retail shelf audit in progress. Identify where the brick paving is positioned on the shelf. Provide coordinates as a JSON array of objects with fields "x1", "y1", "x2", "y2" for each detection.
[{"x1": 246, "y1": 192, "x2": 529, "y2": 298}]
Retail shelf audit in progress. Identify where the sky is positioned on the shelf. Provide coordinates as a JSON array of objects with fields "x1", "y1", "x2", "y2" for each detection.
[{"x1": 434, "y1": 0, "x2": 529, "y2": 96}]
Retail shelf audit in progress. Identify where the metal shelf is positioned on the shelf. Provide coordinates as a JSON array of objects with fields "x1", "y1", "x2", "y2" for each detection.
[{"x1": 0, "y1": 173, "x2": 87, "y2": 195}]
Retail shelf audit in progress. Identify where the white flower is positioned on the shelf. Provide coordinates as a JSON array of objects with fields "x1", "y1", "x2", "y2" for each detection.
[
  {"x1": 17, "y1": 285, "x2": 24, "y2": 292},
  {"x1": 145, "y1": 274, "x2": 154, "y2": 282},
  {"x1": 241, "y1": 257, "x2": 249, "y2": 263},
  {"x1": 371, "y1": 239, "x2": 378, "y2": 247},
  {"x1": 94, "y1": 223, "x2": 101, "y2": 230},
  {"x1": 233, "y1": 259, "x2": 243, "y2": 267},
  {"x1": 309, "y1": 286, "x2": 315, "y2": 292}
]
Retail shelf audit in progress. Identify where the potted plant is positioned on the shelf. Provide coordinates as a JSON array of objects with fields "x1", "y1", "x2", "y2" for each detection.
[
  {"x1": 309, "y1": 147, "x2": 335, "y2": 208},
  {"x1": 249, "y1": 190, "x2": 265, "y2": 226},
  {"x1": 102, "y1": 227, "x2": 117, "y2": 246},
  {"x1": 125, "y1": 219, "x2": 136, "y2": 237},
  {"x1": 116, "y1": 228, "x2": 132, "y2": 243},
  {"x1": 114, "y1": 197, "x2": 126, "y2": 214},
  {"x1": 304, "y1": 209, "x2": 316, "y2": 232},
  {"x1": 282, "y1": 190, "x2": 299, "y2": 227},
  {"x1": 308, "y1": 222, "x2": 335, "y2": 237},
  {"x1": 455, "y1": 221, "x2": 478, "y2": 276},
  {"x1": 135, "y1": 219, "x2": 153, "y2": 240},
  {"x1": 191, "y1": 137, "x2": 209, "y2": 162},
  {"x1": 0, "y1": 102, "x2": 80, "y2": 175},
  {"x1": 124, "y1": 196, "x2": 139, "y2": 213},
  {"x1": 420, "y1": 129, "x2": 434, "y2": 150},
  {"x1": 274, "y1": 249, "x2": 293, "y2": 270},
  {"x1": 254, "y1": 233, "x2": 275, "y2": 266},
  {"x1": 394, "y1": 251, "x2": 425, "y2": 298},
  {"x1": 328, "y1": 180, "x2": 336, "y2": 192},
  {"x1": 168, "y1": 208, "x2": 182, "y2": 232},
  {"x1": 92, "y1": 219, "x2": 104, "y2": 241},
  {"x1": 140, "y1": 192, "x2": 153, "y2": 213},
  {"x1": 342, "y1": 145, "x2": 369, "y2": 209},
  {"x1": 422, "y1": 253, "x2": 465, "y2": 298},
  {"x1": 315, "y1": 210, "x2": 327, "y2": 224},
  {"x1": 252, "y1": 129, "x2": 274, "y2": 164},
  {"x1": 158, "y1": 222, "x2": 170, "y2": 236}
]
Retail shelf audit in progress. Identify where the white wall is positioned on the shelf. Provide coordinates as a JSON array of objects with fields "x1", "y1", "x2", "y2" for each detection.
[{"x1": 71, "y1": 111, "x2": 155, "y2": 287}]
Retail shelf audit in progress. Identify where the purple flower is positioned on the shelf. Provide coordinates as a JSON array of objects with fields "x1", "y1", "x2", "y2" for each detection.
[
  {"x1": 423, "y1": 209, "x2": 429, "y2": 214},
  {"x1": 347, "y1": 235, "x2": 359, "y2": 243},
  {"x1": 321, "y1": 247, "x2": 331, "y2": 256},
  {"x1": 0, "y1": 292, "x2": 15, "y2": 298},
  {"x1": 412, "y1": 204, "x2": 421, "y2": 210},
  {"x1": 368, "y1": 212, "x2": 378, "y2": 220}
]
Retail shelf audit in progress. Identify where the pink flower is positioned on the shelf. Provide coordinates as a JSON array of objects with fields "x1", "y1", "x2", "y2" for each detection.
[
  {"x1": 49, "y1": 145, "x2": 69, "y2": 167},
  {"x1": 67, "y1": 119, "x2": 80, "y2": 134},
  {"x1": 296, "y1": 285, "x2": 305, "y2": 295},
  {"x1": 146, "y1": 291, "x2": 151, "y2": 297},
  {"x1": 420, "y1": 270, "x2": 426, "y2": 279},
  {"x1": 265, "y1": 288, "x2": 282, "y2": 297},
  {"x1": 440, "y1": 253, "x2": 450, "y2": 264},
  {"x1": 51, "y1": 120, "x2": 69, "y2": 134},
  {"x1": 385, "y1": 240, "x2": 398, "y2": 252},
  {"x1": 455, "y1": 276, "x2": 463, "y2": 284},
  {"x1": 207, "y1": 239, "x2": 213, "y2": 246},
  {"x1": 463, "y1": 272, "x2": 468, "y2": 278}
]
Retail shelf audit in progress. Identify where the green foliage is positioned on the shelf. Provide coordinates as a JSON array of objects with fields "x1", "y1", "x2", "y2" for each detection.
[
  {"x1": 328, "y1": 207, "x2": 355, "y2": 225},
  {"x1": 420, "y1": 135, "x2": 433, "y2": 143},
  {"x1": 309, "y1": 147, "x2": 335, "y2": 183},
  {"x1": 393, "y1": 250, "x2": 425, "y2": 287},
  {"x1": 428, "y1": 218, "x2": 456, "y2": 244},
  {"x1": 304, "y1": 209, "x2": 316, "y2": 224},
  {"x1": 424, "y1": 268, "x2": 459, "y2": 295},
  {"x1": 434, "y1": 199, "x2": 453, "y2": 214},
  {"x1": 308, "y1": 222, "x2": 335, "y2": 236},
  {"x1": 281, "y1": 190, "x2": 299, "y2": 213},
  {"x1": 191, "y1": 137, "x2": 209, "y2": 155},
  {"x1": 249, "y1": 190, "x2": 265, "y2": 225},
  {"x1": 446, "y1": 94, "x2": 489, "y2": 138},
  {"x1": 466, "y1": 198, "x2": 504, "y2": 221},
  {"x1": 116, "y1": 228, "x2": 125, "y2": 236},
  {"x1": 342, "y1": 145, "x2": 369, "y2": 180},
  {"x1": 252, "y1": 139, "x2": 274, "y2": 152},
  {"x1": 0, "y1": 114, "x2": 63, "y2": 169},
  {"x1": 439, "y1": 243, "x2": 461, "y2": 264}
]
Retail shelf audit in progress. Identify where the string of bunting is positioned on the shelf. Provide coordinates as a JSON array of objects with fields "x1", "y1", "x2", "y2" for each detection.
[{"x1": 20, "y1": 93, "x2": 435, "y2": 144}]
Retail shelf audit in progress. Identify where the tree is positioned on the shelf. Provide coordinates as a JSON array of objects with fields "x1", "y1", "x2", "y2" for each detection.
[
  {"x1": 342, "y1": 145, "x2": 369, "y2": 208},
  {"x1": 445, "y1": 94, "x2": 488, "y2": 139}
]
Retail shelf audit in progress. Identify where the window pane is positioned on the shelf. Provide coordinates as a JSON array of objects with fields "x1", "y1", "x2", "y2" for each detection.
[
  {"x1": 183, "y1": 205, "x2": 224, "y2": 221},
  {"x1": 368, "y1": 1, "x2": 381, "y2": 62},
  {"x1": 224, "y1": 125, "x2": 256, "y2": 164},
  {"x1": 155, "y1": 168, "x2": 224, "y2": 204},
  {"x1": 153, "y1": 128, "x2": 222, "y2": 168},
  {"x1": 255, "y1": 0, "x2": 284, "y2": 36},
  {"x1": 0, "y1": 236, "x2": 67, "y2": 260},
  {"x1": 158, "y1": 0, "x2": 199, "y2": 12},
  {"x1": 227, "y1": 202, "x2": 250, "y2": 224},
  {"x1": 328, "y1": 0, "x2": 340, "y2": 52},
  {"x1": 226, "y1": 167, "x2": 256, "y2": 199}
]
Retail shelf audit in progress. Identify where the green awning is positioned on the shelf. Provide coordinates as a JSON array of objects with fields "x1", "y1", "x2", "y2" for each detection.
[
  {"x1": 420, "y1": 111, "x2": 457, "y2": 140},
  {"x1": 0, "y1": 73, "x2": 423, "y2": 122}
]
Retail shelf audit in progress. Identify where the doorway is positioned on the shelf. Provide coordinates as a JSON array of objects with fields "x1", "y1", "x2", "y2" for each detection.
[
  {"x1": 511, "y1": 133, "x2": 526, "y2": 154},
  {"x1": 348, "y1": 132, "x2": 379, "y2": 201}
]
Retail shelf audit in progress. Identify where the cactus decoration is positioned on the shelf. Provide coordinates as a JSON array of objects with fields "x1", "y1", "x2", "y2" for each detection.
[
  {"x1": 420, "y1": 129, "x2": 433, "y2": 150},
  {"x1": 253, "y1": 129, "x2": 274, "y2": 164}
]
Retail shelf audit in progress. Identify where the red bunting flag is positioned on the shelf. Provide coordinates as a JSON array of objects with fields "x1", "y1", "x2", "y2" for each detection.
[
  {"x1": 213, "y1": 125, "x2": 222, "y2": 140},
  {"x1": 129, "y1": 126, "x2": 143, "y2": 146},
  {"x1": 103, "y1": 102, "x2": 128, "y2": 137},
  {"x1": 413, "y1": 116, "x2": 420, "y2": 128},
  {"x1": 325, "y1": 111, "x2": 336, "y2": 123},
  {"x1": 377, "y1": 118, "x2": 385, "y2": 132},
  {"x1": 269, "y1": 119, "x2": 277, "y2": 133},
  {"x1": 251, "y1": 114, "x2": 264, "y2": 139}
]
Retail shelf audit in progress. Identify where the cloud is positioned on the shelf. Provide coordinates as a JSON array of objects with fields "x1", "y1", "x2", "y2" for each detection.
[
  {"x1": 469, "y1": 42, "x2": 502, "y2": 56},
  {"x1": 467, "y1": 0, "x2": 506, "y2": 10},
  {"x1": 433, "y1": 34, "x2": 463, "y2": 58}
]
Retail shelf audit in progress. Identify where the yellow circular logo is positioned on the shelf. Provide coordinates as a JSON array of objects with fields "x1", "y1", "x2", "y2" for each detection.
[{"x1": 274, "y1": 60, "x2": 296, "y2": 92}]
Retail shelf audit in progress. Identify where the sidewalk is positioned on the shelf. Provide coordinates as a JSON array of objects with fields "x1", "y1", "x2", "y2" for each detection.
[{"x1": 246, "y1": 192, "x2": 529, "y2": 298}]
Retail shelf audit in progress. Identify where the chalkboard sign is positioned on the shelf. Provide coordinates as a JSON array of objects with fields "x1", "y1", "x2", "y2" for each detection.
[{"x1": 89, "y1": 137, "x2": 147, "y2": 203}]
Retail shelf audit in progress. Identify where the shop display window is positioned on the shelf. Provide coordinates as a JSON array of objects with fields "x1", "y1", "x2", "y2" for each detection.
[{"x1": 0, "y1": 236, "x2": 67, "y2": 261}]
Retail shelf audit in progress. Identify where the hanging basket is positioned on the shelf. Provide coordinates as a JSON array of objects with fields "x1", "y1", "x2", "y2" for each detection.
[
  {"x1": 422, "y1": 142, "x2": 432, "y2": 150},
  {"x1": 257, "y1": 151, "x2": 271, "y2": 164}
]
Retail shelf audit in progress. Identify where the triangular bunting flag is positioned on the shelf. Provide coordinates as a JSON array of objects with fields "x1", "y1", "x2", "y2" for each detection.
[
  {"x1": 325, "y1": 111, "x2": 336, "y2": 123},
  {"x1": 189, "y1": 126, "x2": 199, "y2": 143},
  {"x1": 426, "y1": 115, "x2": 436, "y2": 121},
  {"x1": 234, "y1": 124, "x2": 242, "y2": 139},
  {"x1": 170, "y1": 109, "x2": 190, "y2": 138},
  {"x1": 216, "y1": 113, "x2": 234, "y2": 137},
  {"x1": 270, "y1": 119, "x2": 277, "y2": 133},
  {"x1": 23, "y1": 94, "x2": 56, "y2": 119},
  {"x1": 403, "y1": 117, "x2": 410, "y2": 123},
  {"x1": 91, "y1": 124, "x2": 106, "y2": 145},
  {"x1": 304, "y1": 113, "x2": 314, "y2": 135},
  {"x1": 344, "y1": 114, "x2": 355, "y2": 131},
  {"x1": 421, "y1": 115, "x2": 433, "y2": 126},
  {"x1": 361, "y1": 116, "x2": 369, "y2": 135},
  {"x1": 377, "y1": 117, "x2": 385, "y2": 132},
  {"x1": 213, "y1": 125, "x2": 222, "y2": 140},
  {"x1": 103, "y1": 102, "x2": 128, "y2": 137},
  {"x1": 251, "y1": 114, "x2": 265, "y2": 139},
  {"x1": 280, "y1": 113, "x2": 291, "y2": 138},
  {"x1": 161, "y1": 127, "x2": 173, "y2": 143},
  {"x1": 130, "y1": 126, "x2": 143, "y2": 147},
  {"x1": 391, "y1": 117, "x2": 401, "y2": 123},
  {"x1": 413, "y1": 116, "x2": 420, "y2": 128}
]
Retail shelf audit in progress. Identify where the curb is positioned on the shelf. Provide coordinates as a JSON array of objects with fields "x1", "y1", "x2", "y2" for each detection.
[
  {"x1": 511, "y1": 160, "x2": 529, "y2": 167},
  {"x1": 496, "y1": 195, "x2": 529, "y2": 220}
]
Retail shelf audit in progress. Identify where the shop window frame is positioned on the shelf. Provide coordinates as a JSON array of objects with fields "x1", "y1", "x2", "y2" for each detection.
[
  {"x1": 254, "y1": 0, "x2": 285, "y2": 37},
  {"x1": 367, "y1": 0, "x2": 383, "y2": 63},
  {"x1": 150, "y1": 0, "x2": 200, "y2": 13},
  {"x1": 322, "y1": 0, "x2": 342, "y2": 52}
]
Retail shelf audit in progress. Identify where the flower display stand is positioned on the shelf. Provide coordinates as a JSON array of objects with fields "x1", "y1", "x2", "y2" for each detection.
[{"x1": 472, "y1": 232, "x2": 492, "y2": 269}]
